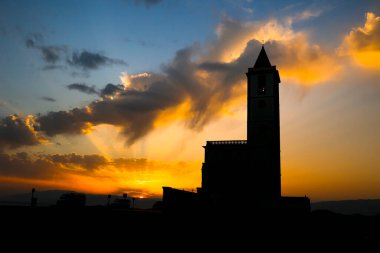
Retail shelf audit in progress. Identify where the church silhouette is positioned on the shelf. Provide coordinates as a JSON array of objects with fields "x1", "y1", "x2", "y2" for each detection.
[{"x1": 163, "y1": 46, "x2": 310, "y2": 214}]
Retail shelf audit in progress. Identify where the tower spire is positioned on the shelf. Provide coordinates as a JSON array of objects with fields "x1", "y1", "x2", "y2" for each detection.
[{"x1": 253, "y1": 46, "x2": 272, "y2": 69}]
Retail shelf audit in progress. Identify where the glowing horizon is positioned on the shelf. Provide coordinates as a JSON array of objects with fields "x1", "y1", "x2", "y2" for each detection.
[{"x1": 1, "y1": 1, "x2": 380, "y2": 202}]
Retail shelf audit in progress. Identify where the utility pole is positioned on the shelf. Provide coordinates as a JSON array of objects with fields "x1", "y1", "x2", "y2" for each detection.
[{"x1": 31, "y1": 188, "x2": 37, "y2": 207}]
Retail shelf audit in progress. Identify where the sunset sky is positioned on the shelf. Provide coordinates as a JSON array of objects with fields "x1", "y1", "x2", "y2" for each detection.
[{"x1": 1, "y1": 0, "x2": 380, "y2": 201}]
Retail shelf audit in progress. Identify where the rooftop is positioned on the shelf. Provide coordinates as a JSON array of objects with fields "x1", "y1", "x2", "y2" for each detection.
[{"x1": 206, "y1": 140, "x2": 247, "y2": 145}]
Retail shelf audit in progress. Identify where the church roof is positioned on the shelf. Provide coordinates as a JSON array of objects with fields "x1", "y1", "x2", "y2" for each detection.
[{"x1": 253, "y1": 46, "x2": 272, "y2": 69}]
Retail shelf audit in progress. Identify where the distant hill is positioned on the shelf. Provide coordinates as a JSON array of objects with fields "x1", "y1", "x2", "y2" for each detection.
[
  {"x1": 312, "y1": 199, "x2": 380, "y2": 216},
  {"x1": 0, "y1": 190, "x2": 161, "y2": 209}
]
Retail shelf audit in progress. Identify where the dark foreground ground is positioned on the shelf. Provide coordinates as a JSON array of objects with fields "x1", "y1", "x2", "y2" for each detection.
[{"x1": 1, "y1": 206, "x2": 379, "y2": 249}]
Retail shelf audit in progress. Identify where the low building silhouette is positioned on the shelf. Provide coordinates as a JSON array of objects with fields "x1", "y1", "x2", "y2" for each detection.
[
  {"x1": 163, "y1": 187, "x2": 198, "y2": 212},
  {"x1": 110, "y1": 194, "x2": 131, "y2": 208},
  {"x1": 56, "y1": 192, "x2": 86, "y2": 207},
  {"x1": 163, "y1": 46, "x2": 310, "y2": 214}
]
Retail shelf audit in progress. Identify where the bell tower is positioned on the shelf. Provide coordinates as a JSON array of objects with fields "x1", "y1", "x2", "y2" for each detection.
[
  {"x1": 163, "y1": 45, "x2": 311, "y2": 214},
  {"x1": 246, "y1": 46, "x2": 281, "y2": 199}
]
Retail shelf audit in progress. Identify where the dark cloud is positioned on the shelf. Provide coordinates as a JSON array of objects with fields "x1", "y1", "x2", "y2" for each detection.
[
  {"x1": 67, "y1": 83, "x2": 99, "y2": 95},
  {"x1": 0, "y1": 41, "x2": 254, "y2": 148},
  {"x1": 37, "y1": 108, "x2": 90, "y2": 137},
  {"x1": 32, "y1": 46, "x2": 211, "y2": 144},
  {"x1": 45, "y1": 154, "x2": 108, "y2": 170},
  {"x1": 25, "y1": 33, "x2": 43, "y2": 48},
  {"x1": 198, "y1": 62, "x2": 232, "y2": 72},
  {"x1": 0, "y1": 153, "x2": 108, "y2": 179},
  {"x1": 10, "y1": 16, "x2": 328, "y2": 149},
  {"x1": 2, "y1": 39, "x2": 261, "y2": 148},
  {"x1": 4, "y1": 13, "x2": 341, "y2": 151},
  {"x1": 0, "y1": 152, "x2": 157, "y2": 180},
  {"x1": 42, "y1": 65, "x2": 66, "y2": 71},
  {"x1": 132, "y1": 0, "x2": 163, "y2": 7},
  {"x1": 40, "y1": 46, "x2": 62, "y2": 64},
  {"x1": 25, "y1": 34, "x2": 127, "y2": 74},
  {"x1": 67, "y1": 51, "x2": 127, "y2": 70},
  {"x1": 0, "y1": 152, "x2": 57, "y2": 179},
  {"x1": 41, "y1": 96, "x2": 56, "y2": 102},
  {"x1": 66, "y1": 82, "x2": 125, "y2": 98},
  {"x1": 25, "y1": 33, "x2": 65, "y2": 64},
  {"x1": 0, "y1": 115, "x2": 42, "y2": 151},
  {"x1": 100, "y1": 83, "x2": 124, "y2": 97},
  {"x1": 200, "y1": 40, "x2": 261, "y2": 84}
]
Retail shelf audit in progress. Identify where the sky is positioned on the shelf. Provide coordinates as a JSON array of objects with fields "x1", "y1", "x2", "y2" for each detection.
[{"x1": 0, "y1": 0, "x2": 380, "y2": 201}]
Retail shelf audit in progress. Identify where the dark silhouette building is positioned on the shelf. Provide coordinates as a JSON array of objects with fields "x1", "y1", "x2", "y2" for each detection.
[
  {"x1": 56, "y1": 192, "x2": 86, "y2": 207},
  {"x1": 163, "y1": 46, "x2": 310, "y2": 213},
  {"x1": 163, "y1": 187, "x2": 198, "y2": 211},
  {"x1": 110, "y1": 194, "x2": 131, "y2": 208}
]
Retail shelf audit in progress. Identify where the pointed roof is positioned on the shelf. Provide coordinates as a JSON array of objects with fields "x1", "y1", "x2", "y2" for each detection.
[{"x1": 253, "y1": 46, "x2": 272, "y2": 69}]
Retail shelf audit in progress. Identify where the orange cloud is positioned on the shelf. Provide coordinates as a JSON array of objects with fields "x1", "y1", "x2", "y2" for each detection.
[
  {"x1": 0, "y1": 153, "x2": 200, "y2": 196},
  {"x1": 339, "y1": 12, "x2": 380, "y2": 69},
  {"x1": 154, "y1": 99, "x2": 192, "y2": 128},
  {"x1": 208, "y1": 16, "x2": 295, "y2": 63},
  {"x1": 267, "y1": 36, "x2": 341, "y2": 84},
  {"x1": 206, "y1": 16, "x2": 340, "y2": 85}
]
